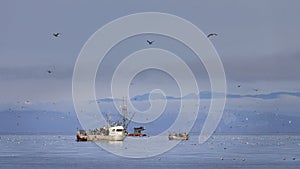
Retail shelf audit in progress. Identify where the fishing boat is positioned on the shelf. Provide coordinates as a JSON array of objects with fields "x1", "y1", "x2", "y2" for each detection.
[
  {"x1": 76, "y1": 120, "x2": 126, "y2": 143},
  {"x1": 76, "y1": 97, "x2": 133, "y2": 142},
  {"x1": 76, "y1": 117, "x2": 126, "y2": 142},
  {"x1": 168, "y1": 132, "x2": 189, "y2": 140},
  {"x1": 76, "y1": 130, "x2": 87, "y2": 141},
  {"x1": 127, "y1": 126, "x2": 147, "y2": 137}
]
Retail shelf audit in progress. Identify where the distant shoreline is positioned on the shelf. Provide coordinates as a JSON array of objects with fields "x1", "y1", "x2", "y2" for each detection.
[{"x1": 1, "y1": 132, "x2": 300, "y2": 136}]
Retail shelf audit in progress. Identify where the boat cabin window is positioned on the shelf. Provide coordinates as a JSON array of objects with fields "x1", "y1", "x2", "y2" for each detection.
[
  {"x1": 116, "y1": 129, "x2": 123, "y2": 132},
  {"x1": 112, "y1": 129, "x2": 115, "y2": 132}
]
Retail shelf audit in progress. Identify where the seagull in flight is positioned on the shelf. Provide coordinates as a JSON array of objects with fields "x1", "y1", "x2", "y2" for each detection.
[
  {"x1": 47, "y1": 66, "x2": 55, "y2": 74},
  {"x1": 147, "y1": 40, "x2": 154, "y2": 45},
  {"x1": 53, "y1": 33, "x2": 61, "y2": 37},
  {"x1": 207, "y1": 33, "x2": 218, "y2": 38}
]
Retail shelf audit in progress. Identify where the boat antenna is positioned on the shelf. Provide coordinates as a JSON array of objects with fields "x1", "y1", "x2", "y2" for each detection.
[
  {"x1": 122, "y1": 96, "x2": 128, "y2": 128},
  {"x1": 106, "y1": 113, "x2": 111, "y2": 128}
]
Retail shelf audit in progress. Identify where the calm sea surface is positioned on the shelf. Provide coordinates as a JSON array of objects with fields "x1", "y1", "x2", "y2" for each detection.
[{"x1": 0, "y1": 134, "x2": 299, "y2": 169}]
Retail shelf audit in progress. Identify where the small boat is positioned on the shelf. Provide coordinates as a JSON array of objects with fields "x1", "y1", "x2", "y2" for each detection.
[
  {"x1": 76, "y1": 130, "x2": 87, "y2": 141},
  {"x1": 168, "y1": 132, "x2": 189, "y2": 140},
  {"x1": 127, "y1": 126, "x2": 147, "y2": 137}
]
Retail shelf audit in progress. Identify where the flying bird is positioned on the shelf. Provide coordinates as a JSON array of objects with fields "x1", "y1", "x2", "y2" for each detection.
[
  {"x1": 47, "y1": 66, "x2": 55, "y2": 74},
  {"x1": 147, "y1": 40, "x2": 154, "y2": 45},
  {"x1": 207, "y1": 33, "x2": 218, "y2": 38},
  {"x1": 53, "y1": 33, "x2": 61, "y2": 37}
]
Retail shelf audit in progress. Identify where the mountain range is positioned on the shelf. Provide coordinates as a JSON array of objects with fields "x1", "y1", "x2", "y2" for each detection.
[{"x1": 98, "y1": 91, "x2": 300, "y2": 102}]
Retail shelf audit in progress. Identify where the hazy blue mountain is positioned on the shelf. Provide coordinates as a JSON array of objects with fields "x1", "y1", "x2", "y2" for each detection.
[
  {"x1": 231, "y1": 92, "x2": 300, "y2": 99},
  {"x1": 98, "y1": 98, "x2": 122, "y2": 102},
  {"x1": 0, "y1": 110, "x2": 80, "y2": 134},
  {"x1": 1, "y1": 106, "x2": 299, "y2": 134},
  {"x1": 96, "y1": 91, "x2": 300, "y2": 102},
  {"x1": 130, "y1": 93, "x2": 177, "y2": 101},
  {"x1": 2, "y1": 91, "x2": 299, "y2": 133}
]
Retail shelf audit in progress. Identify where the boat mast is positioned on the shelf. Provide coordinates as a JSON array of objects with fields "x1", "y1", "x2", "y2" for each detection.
[
  {"x1": 122, "y1": 96, "x2": 128, "y2": 129},
  {"x1": 106, "y1": 113, "x2": 111, "y2": 128}
]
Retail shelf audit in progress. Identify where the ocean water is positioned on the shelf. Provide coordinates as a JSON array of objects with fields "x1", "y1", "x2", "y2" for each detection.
[{"x1": 0, "y1": 134, "x2": 299, "y2": 169}]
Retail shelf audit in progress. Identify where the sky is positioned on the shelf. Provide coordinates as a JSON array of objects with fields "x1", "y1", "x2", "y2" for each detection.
[{"x1": 1, "y1": 0, "x2": 300, "y2": 133}]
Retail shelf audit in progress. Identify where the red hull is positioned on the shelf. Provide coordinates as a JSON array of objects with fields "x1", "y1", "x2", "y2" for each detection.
[
  {"x1": 76, "y1": 133, "x2": 87, "y2": 141},
  {"x1": 127, "y1": 133, "x2": 147, "y2": 137}
]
